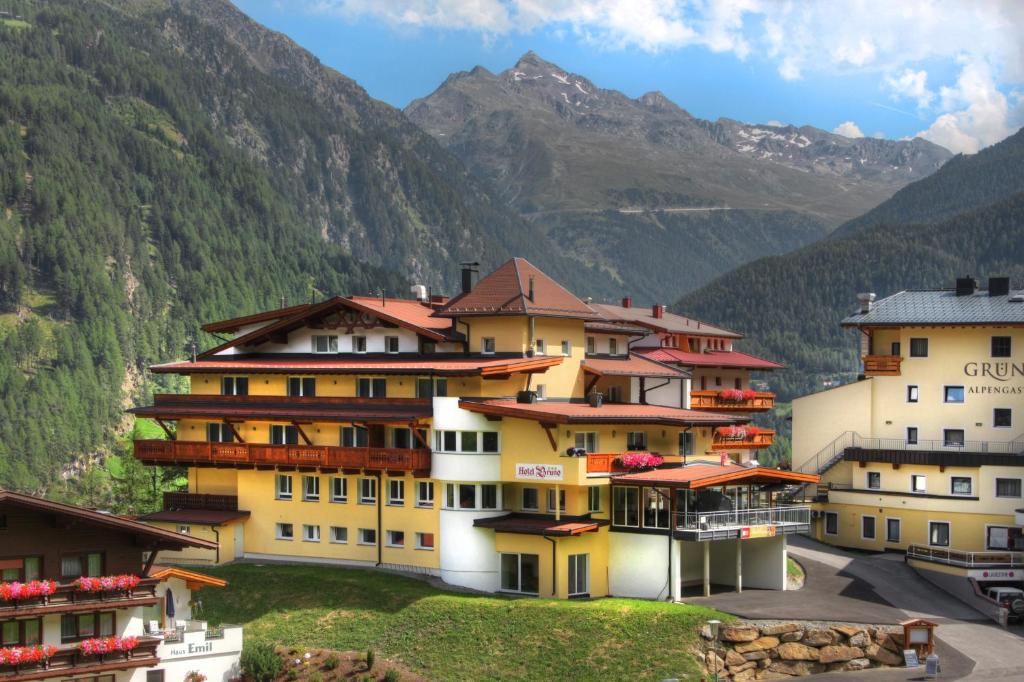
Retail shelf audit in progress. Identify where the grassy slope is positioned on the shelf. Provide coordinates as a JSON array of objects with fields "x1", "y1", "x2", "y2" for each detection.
[{"x1": 199, "y1": 563, "x2": 729, "y2": 682}]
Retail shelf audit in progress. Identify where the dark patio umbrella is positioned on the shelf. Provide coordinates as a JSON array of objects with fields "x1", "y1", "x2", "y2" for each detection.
[{"x1": 165, "y1": 588, "x2": 176, "y2": 620}]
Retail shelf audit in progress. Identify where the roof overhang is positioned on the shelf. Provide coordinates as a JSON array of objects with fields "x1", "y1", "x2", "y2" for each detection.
[
  {"x1": 151, "y1": 566, "x2": 227, "y2": 590},
  {"x1": 612, "y1": 465, "x2": 819, "y2": 488},
  {"x1": 473, "y1": 513, "x2": 609, "y2": 536},
  {"x1": 458, "y1": 399, "x2": 742, "y2": 427}
]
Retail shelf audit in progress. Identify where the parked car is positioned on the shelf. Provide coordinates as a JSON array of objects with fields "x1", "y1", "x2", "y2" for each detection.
[{"x1": 985, "y1": 586, "x2": 1024, "y2": 622}]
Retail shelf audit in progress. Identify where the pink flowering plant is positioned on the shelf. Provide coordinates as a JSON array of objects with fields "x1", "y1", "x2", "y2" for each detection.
[
  {"x1": 717, "y1": 425, "x2": 752, "y2": 439},
  {"x1": 0, "y1": 644, "x2": 58, "y2": 666},
  {"x1": 616, "y1": 452, "x2": 664, "y2": 470},
  {"x1": 719, "y1": 388, "x2": 758, "y2": 402},
  {"x1": 0, "y1": 580, "x2": 57, "y2": 602},
  {"x1": 75, "y1": 574, "x2": 141, "y2": 593},
  {"x1": 78, "y1": 636, "x2": 138, "y2": 656},
  {"x1": 184, "y1": 672, "x2": 208, "y2": 682}
]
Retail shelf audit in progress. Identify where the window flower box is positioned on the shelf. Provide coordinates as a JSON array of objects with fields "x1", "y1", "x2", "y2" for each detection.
[
  {"x1": 616, "y1": 452, "x2": 664, "y2": 471},
  {"x1": 719, "y1": 388, "x2": 758, "y2": 402},
  {"x1": 0, "y1": 579, "x2": 58, "y2": 601},
  {"x1": 78, "y1": 636, "x2": 139, "y2": 656},
  {"x1": 75, "y1": 574, "x2": 141, "y2": 593},
  {"x1": 0, "y1": 644, "x2": 57, "y2": 666}
]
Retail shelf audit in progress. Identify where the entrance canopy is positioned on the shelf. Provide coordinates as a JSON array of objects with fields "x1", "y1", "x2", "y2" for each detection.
[{"x1": 474, "y1": 513, "x2": 609, "y2": 536}]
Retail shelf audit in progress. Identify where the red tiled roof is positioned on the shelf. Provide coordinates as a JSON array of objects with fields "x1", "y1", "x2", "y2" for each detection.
[
  {"x1": 592, "y1": 303, "x2": 741, "y2": 338},
  {"x1": 637, "y1": 348, "x2": 784, "y2": 370},
  {"x1": 584, "y1": 321, "x2": 649, "y2": 335},
  {"x1": 458, "y1": 398, "x2": 743, "y2": 426},
  {"x1": 473, "y1": 514, "x2": 608, "y2": 536},
  {"x1": 140, "y1": 509, "x2": 250, "y2": 525},
  {"x1": 612, "y1": 464, "x2": 819, "y2": 488},
  {"x1": 150, "y1": 355, "x2": 563, "y2": 376},
  {"x1": 436, "y1": 258, "x2": 601, "y2": 319},
  {"x1": 201, "y1": 303, "x2": 315, "y2": 334},
  {"x1": 582, "y1": 354, "x2": 688, "y2": 378},
  {"x1": 150, "y1": 566, "x2": 228, "y2": 589}
]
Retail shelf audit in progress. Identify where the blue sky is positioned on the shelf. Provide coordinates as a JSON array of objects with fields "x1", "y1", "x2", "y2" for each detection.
[{"x1": 234, "y1": 1, "x2": 1023, "y2": 154}]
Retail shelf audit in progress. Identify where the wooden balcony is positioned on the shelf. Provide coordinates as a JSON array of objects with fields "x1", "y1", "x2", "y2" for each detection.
[
  {"x1": 0, "y1": 578, "x2": 159, "y2": 618},
  {"x1": 863, "y1": 355, "x2": 902, "y2": 376},
  {"x1": 135, "y1": 440, "x2": 431, "y2": 473},
  {"x1": 0, "y1": 637, "x2": 160, "y2": 681},
  {"x1": 690, "y1": 390, "x2": 775, "y2": 412},
  {"x1": 713, "y1": 428, "x2": 775, "y2": 450},
  {"x1": 163, "y1": 491, "x2": 239, "y2": 511},
  {"x1": 586, "y1": 453, "x2": 629, "y2": 475}
]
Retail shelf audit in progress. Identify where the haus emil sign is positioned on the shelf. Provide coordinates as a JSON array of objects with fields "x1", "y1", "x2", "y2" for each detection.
[{"x1": 963, "y1": 362, "x2": 1024, "y2": 394}]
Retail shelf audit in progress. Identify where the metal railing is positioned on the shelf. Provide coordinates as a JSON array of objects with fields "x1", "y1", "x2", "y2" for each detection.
[
  {"x1": 907, "y1": 544, "x2": 1024, "y2": 569},
  {"x1": 674, "y1": 505, "x2": 810, "y2": 530}
]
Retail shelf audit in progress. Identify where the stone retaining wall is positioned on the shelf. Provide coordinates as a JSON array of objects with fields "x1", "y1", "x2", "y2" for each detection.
[{"x1": 700, "y1": 620, "x2": 906, "y2": 679}]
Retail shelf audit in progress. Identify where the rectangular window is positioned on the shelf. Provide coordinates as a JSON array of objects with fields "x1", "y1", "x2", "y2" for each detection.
[
  {"x1": 459, "y1": 484, "x2": 477, "y2": 509},
  {"x1": 392, "y1": 428, "x2": 412, "y2": 449},
  {"x1": 500, "y1": 553, "x2": 539, "y2": 594},
  {"x1": 302, "y1": 524, "x2": 320, "y2": 542},
  {"x1": 440, "y1": 431, "x2": 458, "y2": 452},
  {"x1": 944, "y1": 386, "x2": 965, "y2": 403},
  {"x1": 987, "y1": 526, "x2": 1011, "y2": 550},
  {"x1": 276, "y1": 523, "x2": 293, "y2": 540},
  {"x1": 270, "y1": 424, "x2": 299, "y2": 445},
  {"x1": 929, "y1": 521, "x2": 950, "y2": 547},
  {"x1": 1, "y1": 618, "x2": 42, "y2": 646},
  {"x1": 417, "y1": 481, "x2": 434, "y2": 507},
  {"x1": 388, "y1": 479, "x2": 405, "y2": 506},
  {"x1": 861, "y1": 515, "x2": 876, "y2": 540},
  {"x1": 352, "y1": 335, "x2": 367, "y2": 353},
  {"x1": 886, "y1": 518, "x2": 901, "y2": 543},
  {"x1": 944, "y1": 429, "x2": 965, "y2": 447},
  {"x1": 360, "y1": 478, "x2": 377, "y2": 504},
  {"x1": 522, "y1": 487, "x2": 539, "y2": 511},
  {"x1": 612, "y1": 486, "x2": 639, "y2": 527},
  {"x1": 568, "y1": 553, "x2": 589, "y2": 597},
  {"x1": 588, "y1": 486, "x2": 601, "y2": 513},
  {"x1": 1, "y1": 557, "x2": 41, "y2": 583},
  {"x1": 312, "y1": 335, "x2": 338, "y2": 353},
  {"x1": 221, "y1": 376, "x2": 248, "y2": 396},
  {"x1": 642, "y1": 487, "x2": 670, "y2": 529},
  {"x1": 586, "y1": 336, "x2": 596, "y2": 354},
  {"x1": 574, "y1": 432, "x2": 598, "y2": 453},
  {"x1": 907, "y1": 385, "x2": 919, "y2": 403},
  {"x1": 481, "y1": 484, "x2": 498, "y2": 510},
  {"x1": 891, "y1": 341, "x2": 901, "y2": 356},
  {"x1": 906, "y1": 427, "x2": 919, "y2": 445},
  {"x1": 824, "y1": 511, "x2": 838, "y2": 536},
  {"x1": 421, "y1": 340, "x2": 436, "y2": 354},
  {"x1": 358, "y1": 528, "x2": 377, "y2": 546},
  {"x1": 561, "y1": 340, "x2": 571, "y2": 356},
  {"x1": 288, "y1": 376, "x2": 316, "y2": 397},
  {"x1": 535, "y1": 339, "x2": 546, "y2": 355},
  {"x1": 911, "y1": 475, "x2": 927, "y2": 493},
  {"x1": 909, "y1": 337, "x2": 929, "y2": 357},
  {"x1": 951, "y1": 476, "x2": 972, "y2": 496},
  {"x1": 383, "y1": 336, "x2": 399, "y2": 354},
  {"x1": 482, "y1": 431, "x2": 500, "y2": 453},
  {"x1": 626, "y1": 431, "x2": 647, "y2": 451},
  {"x1": 461, "y1": 431, "x2": 478, "y2": 453},
  {"x1": 276, "y1": 474, "x2": 293, "y2": 500},
  {"x1": 331, "y1": 477, "x2": 347, "y2": 503},
  {"x1": 60, "y1": 612, "x2": 114, "y2": 643},
  {"x1": 416, "y1": 532, "x2": 435, "y2": 550},
  {"x1": 996, "y1": 478, "x2": 1022, "y2": 498},
  {"x1": 546, "y1": 488, "x2": 566, "y2": 513},
  {"x1": 207, "y1": 422, "x2": 234, "y2": 443},
  {"x1": 481, "y1": 337, "x2": 496, "y2": 354},
  {"x1": 302, "y1": 475, "x2": 320, "y2": 502},
  {"x1": 679, "y1": 431, "x2": 694, "y2": 456},
  {"x1": 535, "y1": 384, "x2": 546, "y2": 400},
  {"x1": 178, "y1": 525, "x2": 191, "y2": 535},
  {"x1": 416, "y1": 377, "x2": 446, "y2": 398},
  {"x1": 330, "y1": 526, "x2": 348, "y2": 544},
  {"x1": 992, "y1": 336, "x2": 1012, "y2": 358},
  {"x1": 356, "y1": 377, "x2": 387, "y2": 398},
  {"x1": 608, "y1": 338, "x2": 618, "y2": 355},
  {"x1": 994, "y1": 408, "x2": 1012, "y2": 428},
  {"x1": 341, "y1": 426, "x2": 369, "y2": 448},
  {"x1": 386, "y1": 530, "x2": 405, "y2": 548},
  {"x1": 61, "y1": 552, "x2": 102, "y2": 579},
  {"x1": 867, "y1": 472, "x2": 881, "y2": 490}
]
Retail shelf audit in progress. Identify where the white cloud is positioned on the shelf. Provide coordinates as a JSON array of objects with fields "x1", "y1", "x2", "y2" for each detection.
[
  {"x1": 832, "y1": 121, "x2": 865, "y2": 138},
  {"x1": 915, "y1": 59, "x2": 1017, "y2": 153},
  {"x1": 886, "y1": 68, "x2": 933, "y2": 109}
]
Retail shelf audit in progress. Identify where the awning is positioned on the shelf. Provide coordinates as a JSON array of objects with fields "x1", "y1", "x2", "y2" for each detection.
[
  {"x1": 473, "y1": 513, "x2": 609, "y2": 536},
  {"x1": 612, "y1": 463, "x2": 819, "y2": 488}
]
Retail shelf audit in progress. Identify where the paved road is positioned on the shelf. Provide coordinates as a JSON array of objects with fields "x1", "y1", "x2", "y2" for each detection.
[{"x1": 684, "y1": 536, "x2": 1024, "y2": 680}]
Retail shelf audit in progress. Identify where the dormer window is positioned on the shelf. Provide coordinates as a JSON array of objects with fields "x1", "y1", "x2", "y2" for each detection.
[
  {"x1": 385, "y1": 336, "x2": 400, "y2": 354},
  {"x1": 352, "y1": 336, "x2": 367, "y2": 353},
  {"x1": 312, "y1": 335, "x2": 338, "y2": 353}
]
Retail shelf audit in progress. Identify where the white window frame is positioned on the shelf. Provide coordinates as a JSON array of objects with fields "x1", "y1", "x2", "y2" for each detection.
[
  {"x1": 950, "y1": 475, "x2": 973, "y2": 497},
  {"x1": 547, "y1": 488, "x2": 566, "y2": 513},
  {"x1": 985, "y1": 524, "x2": 1013, "y2": 550},
  {"x1": 500, "y1": 553, "x2": 539, "y2": 595},
  {"x1": 207, "y1": 422, "x2": 233, "y2": 443},
  {"x1": 415, "y1": 532, "x2": 435, "y2": 551},
  {"x1": 910, "y1": 474, "x2": 927, "y2": 494},
  {"x1": 860, "y1": 514, "x2": 876, "y2": 541},
  {"x1": 481, "y1": 337, "x2": 496, "y2": 355},
  {"x1": 416, "y1": 481, "x2": 434, "y2": 508},
  {"x1": 302, "y1": 475, "x2": 320, "y2": 502},
  {"x1": 386, "y1": 530, "x2": 405, "y2": 548},
  {"x1": 288, "y1": 376, "x2": 316, "y2": 397},
  {"x1": 358, "y1": 528, "x2": 377, "y2": 546},
  {"x1": 928, "y1": 520, "x2": 951, "y2": 548},
  {"x1": 906, "y1": 426, "x2": 919, "y2": 445},
  {"x1": 608, "y1": 338, "x2": 618, "y2": 356},
  {"x1": 586, "y1": 336, "x2": 596, "y2": 354},
  {"x1": 276, "y1": 474, "x2": 293, "y2": 500},
  {"x1": 356, "y1": 377, "x2": 387, "y2": 398},
  {"x1": 866, "y1": 471, "x2": 881, "y2": 490},
  {"x1": 906, "y1": 385, "x2": 919, "y2": 403},
  {"x1": 885, "y1": 517, "x2": 901, "y2": 544},
  {"x1": 943, "y1": 428, "x2": 966, "y2": 448},
  {"x1": 824, "y1": 511, "x2": 839, "y2": 536},
  {"x1": 302, "y1": 524, "x2": 321, "y2": 542},
  {"x1": 221, "y1": 376, "x2": 248, "y2": 396},
  {"x1": 943, "y1": 385, "x2": 965, "y2": 404},
  {"x1": 312, "y1": 334, "x2": 338, "y2": 354},
  {"x1": 995, "y1": 477, "x2": 1023, "y2": 498},
  {"x1": 330, "y1": 476, "x2": 348, "y2": 503},
  {"x1": 352, "y1": 335, "x2": 367, "y2": 353},
  {"x1": 275, "y1": 523, "x2": 294, "y2": 541},
  {"x1": 535, "y1": 384, "x2": 547, "y2": 400},
  {"x1": 561, "y1": 340, "x2": 571, "y2": 356},
  {"x1": 359, "y1": 477, "x2": 377, "y2": 504},
  {"x1": 329, "y1": 526, "x2": 348, "y2": 544},
  {"x1": 587, "y1": 486, "x2": 601, "y2": 513},
  {"x1": 535, "y1": 339, "x2": 546, "y2": 356},
  {"x1": 385, "y1": 336, "x2": 400, "y2": 354},
  {"x1": 388, "y1": 479, "x2": 405, "y2": 506},
  {"x1": 568, "y1": 553, "x2": 589, "y2": 597},
  {"x1": 177, "y1": 525, "x2": 191, "y2": 535}
]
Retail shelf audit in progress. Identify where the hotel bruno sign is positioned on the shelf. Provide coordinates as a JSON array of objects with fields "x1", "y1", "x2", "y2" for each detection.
[
  {"x1": 515, "y1": 463, "x2": 564, "y2": 481},
  {"x1": 963, "y1": 362, "x2": 1024, "y2": 393}
]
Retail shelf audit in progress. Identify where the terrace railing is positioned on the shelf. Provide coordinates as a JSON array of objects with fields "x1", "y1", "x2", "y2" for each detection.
[
  {"x1": 906, "y1": 544, "x2": 1024, "y2": 569},
  {"x1": 674, "y1": 505, "x2": 810, "y2": 530},
  {"x1": 135, "y1": 440, "x2": 430, "y2": 472}
]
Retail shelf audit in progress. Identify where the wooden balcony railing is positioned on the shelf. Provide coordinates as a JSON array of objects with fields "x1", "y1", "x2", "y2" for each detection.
[
  {"x1": 863, "y1": 355, "x2": 902, "y2": 376},
  {"x1": 586, "y1": 453, "x2": 629, "y2": 475},
  {"x1": 690, "y1": 390, "x2": 775, "y2": 411},
  {"x1": 163, "y1": 492, "x2": 239, "y2": 511},
  {"x1": 713, "y1": 428, "x2": 775, "y2": 450},
  {"x1": 0, "y1": 578, "x2": 159, "y2": 618},
  {"x1": 135, "y1": 440, "x2": 431, "y2": 472},
  {"x1": 0, "y1": 637, "x2": 160, "y2": 681}
]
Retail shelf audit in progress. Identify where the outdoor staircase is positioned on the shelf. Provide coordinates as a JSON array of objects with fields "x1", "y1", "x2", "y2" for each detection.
[{"x1": 780, "y1": 431, "x2": 857, "y2": 502}]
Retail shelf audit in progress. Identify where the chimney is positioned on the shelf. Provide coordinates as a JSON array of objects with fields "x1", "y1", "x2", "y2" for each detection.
[
  {"x1": 955, "y1": 276, "x2": 978, "y2": 296},
  {"x1": 460, "y1": 261, "x2": 479, "y2": 295},
  {"x1": 528, "y1": 275, "x2": 535, "y2": 302},
  {"x1": 988, "y1": 276, "x2": 1010, "y2": 297},
  {"x1": 410, "y1": 284, "x2": 428, "y2": 302},
  {"x1": 856, "y1": 292, "x2": 876, "y2": 314},
  {"x1": 621, "y1": 296, "x2": 632, "y2": 308},
  {"x1": 652, "y1": 304, "x2": 665, "y2": 319}
]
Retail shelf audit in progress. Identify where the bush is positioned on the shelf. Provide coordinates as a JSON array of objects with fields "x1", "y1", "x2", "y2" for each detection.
[
  {"x1": 366, "y1": 649, "x2": 375, "y2": 670},
  {"x1": 323, "y1": 653, "x2": 340, "y2": 670},
  {"x1": 308, "y1": 672, "x2": 323, "y2": 682},
  {"x1": 286, "y1": 669, "x2": 299, "y2": 681},
  {"x1": 384, "y1": 670, "x2": 401, "y2": 682},
  {"x1": 240, "y1": 641, "x2": 283, "y2": 682}
]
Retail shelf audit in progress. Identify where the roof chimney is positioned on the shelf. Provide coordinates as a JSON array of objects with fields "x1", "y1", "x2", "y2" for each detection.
[
  {"x1": 460, "y1": 261, "x2": 479, "y2": 295},
  {"x1": 856, "y1": 292, "x2": 876, "y2": 314},
  {"x1": 410, "y1": 284, "x2": 428, "y2": 302},
  {"x1": 955, "y1": 276, "x2": 978, "y2": 297},
  {"x1": 528, "y1": 275, "x2": 535, "y2": 302},
  {"x1": 652, "y1": 304, "x2": 665, "y2": 319},
  {"x1": 988, "y1": 276, "x2": 1010, "y2": 297},
  {"x1": 621, "y1": 296, "x2": 632, "y2": 308}
]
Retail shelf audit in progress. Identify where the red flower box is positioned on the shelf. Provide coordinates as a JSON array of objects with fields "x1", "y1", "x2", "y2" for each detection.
[
  {"x1": 616, "y1": 452, "x2": 664, "y2": 470},
  {"x1": 75, "y1": 574, "x2": 141, "y2": 593},
  {"x1": 0, "y1": 580, "x2": 57, "y2": 601},
  {"x1": 0, "y1": 644, "x2": 57, "y2": 666},
  {"x1": 78, "y1": 636, "x2": 138, "y2": 656}
]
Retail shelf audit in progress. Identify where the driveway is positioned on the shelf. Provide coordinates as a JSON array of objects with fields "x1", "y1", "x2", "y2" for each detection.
[{"x1": 683, "y1": 535, "x2": 1024, "y2": 680}]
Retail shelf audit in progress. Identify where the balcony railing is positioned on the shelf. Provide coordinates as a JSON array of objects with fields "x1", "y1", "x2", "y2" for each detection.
[
  {"x1": 163, "y1": 491, "x2": 239, "y2": 511},
  {"x1": 691, "y1": 390, "x2": 775, "y2": 411},
  {"x1": 862, "y1": 355, "x2": 902, "y2": 376},
  {"x1": 0, "y1": 578, "x2": 159, "y2": 617},
  {"x1": 712, "y1": 428, "x2": 775, "y2": 450},
  {"x1": 135, "y1": 439, "x2": 431, "y2": 472},
  {"x1": 0, "y1": 637, "x2": 160, "y2": 681},
  {"x1": 907, "y1": 544, "x2": 1024, "y2": 569},
  {"x1": 674, "y1": 505, "x2": 810, "y2": 531}
]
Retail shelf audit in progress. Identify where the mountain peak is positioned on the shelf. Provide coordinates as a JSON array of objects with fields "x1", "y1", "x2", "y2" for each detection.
[
  {"x1": 638, "y1": 91, "x2": 689, "y2": 116},
  {"x1": 514, "y1": 50, "x2": 557, "y2": 70}
]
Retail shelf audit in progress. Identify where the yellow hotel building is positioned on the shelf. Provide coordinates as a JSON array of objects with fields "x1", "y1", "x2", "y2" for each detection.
[
  {"x1": 133, "y1": 259, "x2": 814, "y2": 600},
  {"x1": 793, "y1": 277, "x2": 1024, "y2": 574}
]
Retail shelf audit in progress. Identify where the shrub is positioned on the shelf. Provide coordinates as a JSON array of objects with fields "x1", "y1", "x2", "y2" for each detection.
[
  {"x1": 366, "y1": 648, "x2": 375, "y2": 670},
  {"x1": 323, "y1": 653, "x2": 340, "y2": 670},
  {"x1": 384, "y1": 670, "x2": 401, "y2": 682},
  {"x1": 308, "y1": 673, "x2": 323, "y2": 682},
  {"x1": 240, "y1": 641, "x2": 283, "y2": 682},
  {"x1": 286, "y1": 669, "x2": 299, "y2": 681}
]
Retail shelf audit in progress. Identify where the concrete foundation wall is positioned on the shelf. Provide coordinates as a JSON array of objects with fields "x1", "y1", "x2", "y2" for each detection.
[
  {"x1": 609, "y1": 532, "x2": 671, "y2": 600},
  {"x1": 742, "y1": 535, "x2": 787, "y2": 590}
]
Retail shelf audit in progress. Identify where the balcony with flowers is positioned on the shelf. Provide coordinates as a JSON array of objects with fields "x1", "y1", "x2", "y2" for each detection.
[
  {"x1": 713, "y1": 425, "x2": 775, "y2": 450},
  {"x1": 0, "y1": 574, "x2": 158, "y2": 618},
  {"x1": 690, "y1": 388, "x2": 775, "y2": 411},
  {"x1": 0, "y1": 636, "x2": 159, "y2": 681}
]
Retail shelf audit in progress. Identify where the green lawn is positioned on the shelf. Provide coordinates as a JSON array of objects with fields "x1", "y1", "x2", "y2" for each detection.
[{"x1": 199, "y1": 563, "x2": 729, "y2": 681}]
